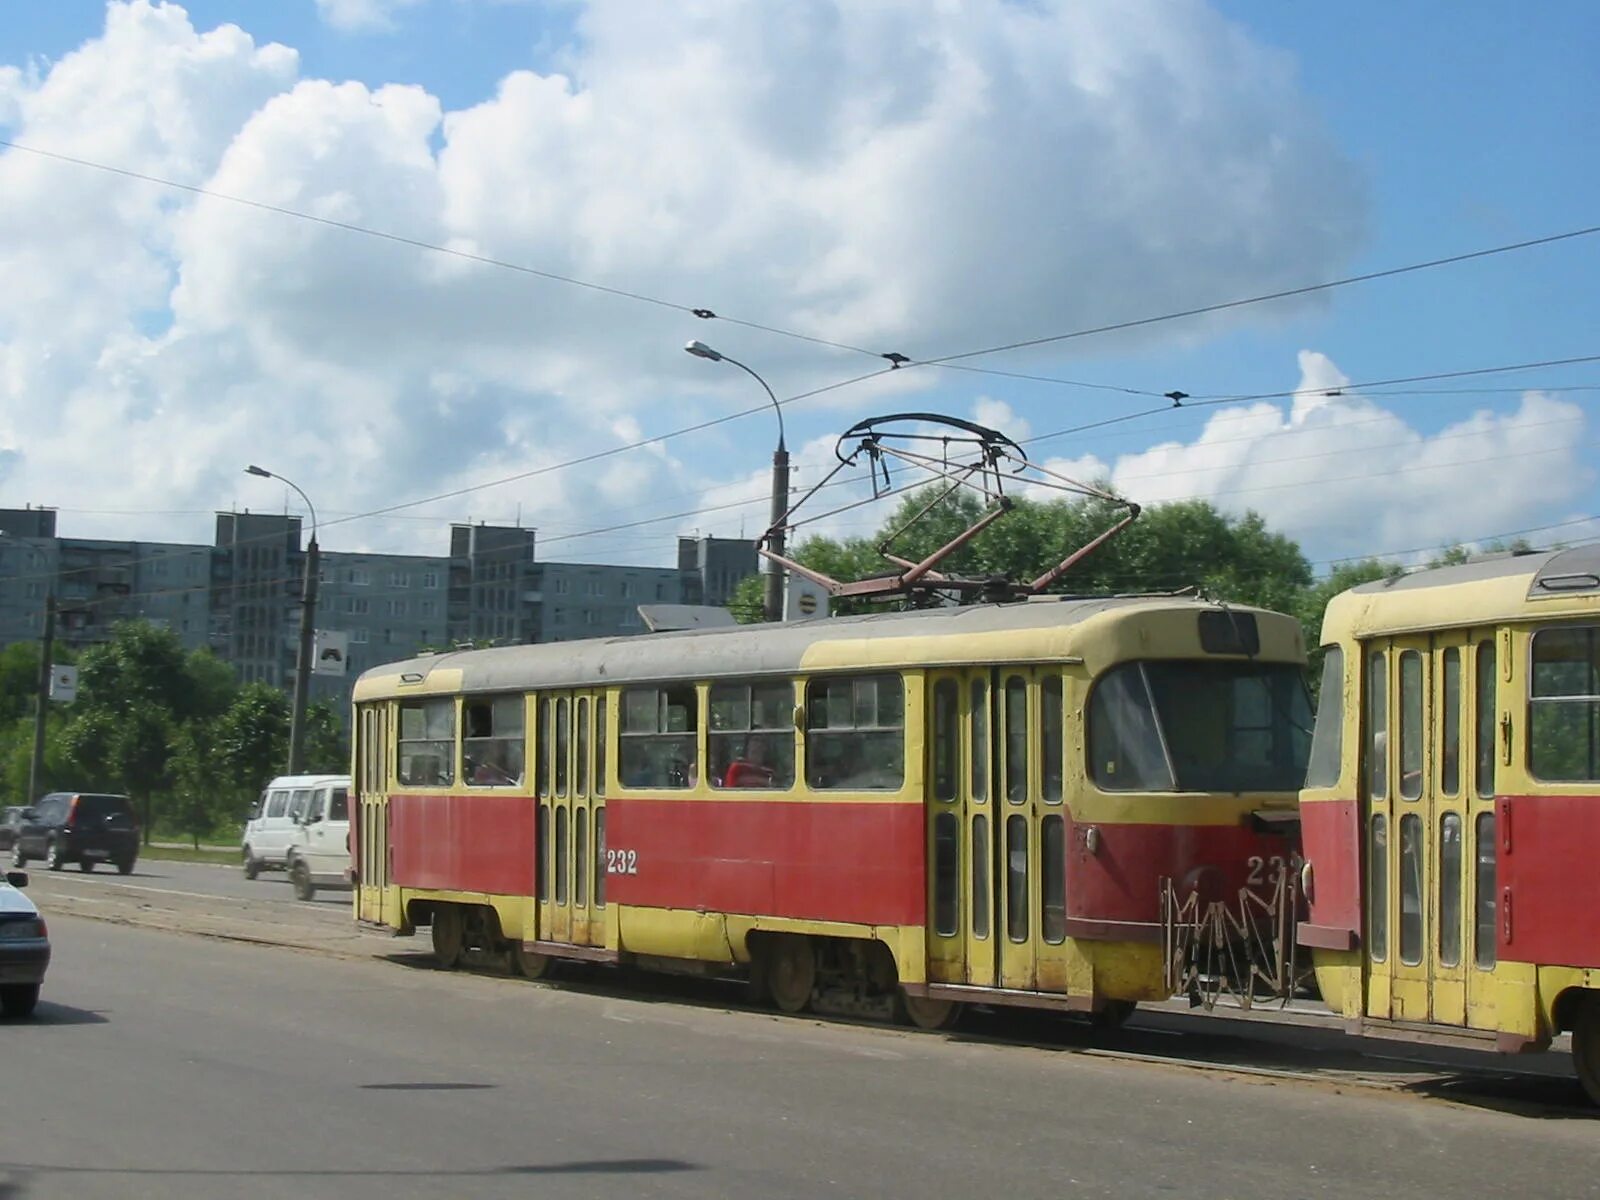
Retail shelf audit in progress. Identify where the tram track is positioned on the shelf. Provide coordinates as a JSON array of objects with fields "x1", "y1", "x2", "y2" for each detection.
[{"x1": 25, "y1": 862, "x2": 1591, "y2": 1118}]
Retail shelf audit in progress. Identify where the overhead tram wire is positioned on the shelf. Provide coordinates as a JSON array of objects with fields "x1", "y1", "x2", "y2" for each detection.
[
  {"x1": 21, "y1": 354, "x2": 1596, "y2": 594},
  {"x1": 916, "y1": 224, "x2": 1600, "y2": 367},
  {"x1": 0, "y1": 139, "x2": 890, "y2": 363},
  {"x1": 66, "y1": 448, "x2": 1600, "y2": 616},
  {"x1": 7, "y1": 142, "x2": 1596, "y2": 576},
  {"x1": 14, "y1": 347, "x2": 1595, "y2": 593},
  {"x1": 14, "y1": 145, "x2": 1599, "y2": 404},
  {"x1": 1019, "y1": 354, "x2": 1600, "y2": 450}
]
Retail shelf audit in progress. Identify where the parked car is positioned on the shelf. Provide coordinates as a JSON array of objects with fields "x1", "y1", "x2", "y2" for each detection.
[
  {"x1": 0, "y1": 807, "x2": 25, "y2": 853},
  {"x1": 0, "y1": 869, "x2": 50, "y2": 1017},
  {"x1": 10, "y1": 793, "x2": 139, "y2": 874},
  {"x1": 243, "y1": 774, "x2": 348, "y2": 879},
  {"x1": 285, "y1": 779, "x2": 352, "y2": 901}
]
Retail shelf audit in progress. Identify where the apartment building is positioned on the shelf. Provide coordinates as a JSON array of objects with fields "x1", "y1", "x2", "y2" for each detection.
[{"x1": 0, "y1": 507, "x2": 758, "y2": 711}]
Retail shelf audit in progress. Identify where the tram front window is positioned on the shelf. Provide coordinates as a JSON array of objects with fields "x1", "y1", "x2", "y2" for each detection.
[{"x1": 1089, "y1": 660, "x2": 1312, "y2": 793}]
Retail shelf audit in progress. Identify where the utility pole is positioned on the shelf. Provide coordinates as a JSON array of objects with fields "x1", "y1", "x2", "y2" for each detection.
[
  {"x1": 288, "y1": 535, "x2": 319, "y2": 775},
  {"x1": 765, "y1": 443, "x2": 790, "y2": 623},
  {"x1": 28, "y1": 593, "x2": 55, "y2": 805}
]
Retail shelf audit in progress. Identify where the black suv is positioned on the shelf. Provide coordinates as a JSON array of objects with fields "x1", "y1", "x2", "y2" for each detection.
[{"x1": 10, "y1": 793, "x2": 139, "y2": 874}]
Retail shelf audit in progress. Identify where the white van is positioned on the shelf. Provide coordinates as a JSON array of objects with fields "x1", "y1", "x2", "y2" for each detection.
[
  {"x1": 242, "y1": 774, "x2": 348, "y2": 879},
  {"x1": 285, "y1": 781, "x2": 352, "y2": 901}
]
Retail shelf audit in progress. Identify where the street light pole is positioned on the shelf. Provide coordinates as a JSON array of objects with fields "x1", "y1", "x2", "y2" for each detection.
[
  {"x1": 685, "y1": 341, "x2": 788, "y2": 623},
  {"x1": 246, "y1": 465, "x2": 319, "y2": 774}
]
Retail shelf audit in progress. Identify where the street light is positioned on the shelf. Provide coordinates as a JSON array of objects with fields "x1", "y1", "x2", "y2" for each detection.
[
  {"x1": 246, "y1": 465, "x2": 320, "y2": 774},
  {"x1": 684, "y1": 341, "x2": 789, "y2": 622}
]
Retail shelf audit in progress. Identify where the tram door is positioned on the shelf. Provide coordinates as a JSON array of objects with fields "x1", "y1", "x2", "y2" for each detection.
[
  {"x1": 1366, "y1": 636, "x2": 1471, "y2": 1025},
  {"x1": 355, "y1": 702, "x2": 390, "y2": 926},
  {"x1": 925, "y1": 670, "x2": 989, "y2": 985},
  {"x1": 925, "y1": 669, "x2": 1063, "y2": 992},
  {"x1": 538, "y1": 691, "x2": 605, "y2": 947}
]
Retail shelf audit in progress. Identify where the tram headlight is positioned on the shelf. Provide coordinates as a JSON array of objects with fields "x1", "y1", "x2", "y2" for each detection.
[{"x1": 1299, "y1": 859, "x2": 1314, "y2": 902}]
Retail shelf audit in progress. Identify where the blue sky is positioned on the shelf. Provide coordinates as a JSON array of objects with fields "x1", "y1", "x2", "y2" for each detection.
[{"x1": 0, "y1": 1, "x2": 1595, "y2": 571}]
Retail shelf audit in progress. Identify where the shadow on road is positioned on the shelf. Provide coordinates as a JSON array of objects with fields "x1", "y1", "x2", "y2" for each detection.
[
  {"x1": 0, "y1": 1157, "x2": 699, "y2": 1181},
  {"x1": 3, "y1": 1001, "x2": 108, "y2": 1026},
  {"x1": 1401, "y1": 1071, "x2": 1597, "y2": 1120}
]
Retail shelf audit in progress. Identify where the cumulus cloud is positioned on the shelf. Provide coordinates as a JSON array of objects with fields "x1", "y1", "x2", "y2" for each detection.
[
  {"x1": 1070, "y1": 351, "x2": 1593, "y2": 562},
  {"x1": 0, "y1": 0, "x2": 1373, "y2": 560},
  {"x1": 314, "y1": 0, "x2": 427, "y2": 34}
]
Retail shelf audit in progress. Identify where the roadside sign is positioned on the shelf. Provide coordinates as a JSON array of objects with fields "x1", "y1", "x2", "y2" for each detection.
[
  {"x1": 313, "y1": 630, "x2": 350, "y2": 676},
  {"x1": 785, "y1": 576, "x2": 830, "y2": 622},
  {"x1": 48, "y1": 664, "x2": 77, "y2": 703}
]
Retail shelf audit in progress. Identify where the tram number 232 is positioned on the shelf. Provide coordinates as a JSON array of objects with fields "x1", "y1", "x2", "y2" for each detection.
[
  {"x1": 1245, "y1": 854, "x2": 1304, "y2": 889},
  {"x1": 605, "y1": 849, "x2": 639, "y2": 876}
]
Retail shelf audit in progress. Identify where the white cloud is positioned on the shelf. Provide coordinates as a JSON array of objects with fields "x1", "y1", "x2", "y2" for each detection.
[
  {"x1": 1086, "y1": 350, "x2": 1592, "y2": 562},
  {"x1": 0, "y1": 1, "x2": 1372, "y2": 561},
  {"x1": 314, "y1": 0, "x2": 427, "y2": 34}
]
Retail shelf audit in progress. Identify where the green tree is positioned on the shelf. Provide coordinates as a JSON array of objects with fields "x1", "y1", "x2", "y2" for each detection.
[
  {"x1": 58, "y1": 622, "x2": 225, "y2": 841},
  {"x1": 303, "y1": 700, "x2": 350, "y2": 775},
  {"x1": 168, "y1": 721, "x2": 227, "y2": 849},
  {"x1": 731, "y1": 486, "x2": 1315, "y2": 615},
  {"x1": 213, "y1": 683, "x2": 290, "y2": 823}
]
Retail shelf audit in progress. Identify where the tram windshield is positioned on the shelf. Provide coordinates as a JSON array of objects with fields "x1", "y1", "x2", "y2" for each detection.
[{"x1": 1089, "y1": 660, "x2": 1313, "y2": 793}]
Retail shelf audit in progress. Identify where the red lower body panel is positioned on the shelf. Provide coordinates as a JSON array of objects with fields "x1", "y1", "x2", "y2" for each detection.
[
  {"x1": 606, "y1": 797, "x2": 924, "y2": 926},
  {"x1": 1067, "y1": 815, "x2": 1298, "y2": 925},
  {"x1": 1500, "y1": 793, "x2": 1600, "y2": 968},
  {"x1": 389, "y1": 793, "x2": 535, "y2": 896},
  {"x1": 1298, "y1": 798, "x2": 1361, "y2": 944}
]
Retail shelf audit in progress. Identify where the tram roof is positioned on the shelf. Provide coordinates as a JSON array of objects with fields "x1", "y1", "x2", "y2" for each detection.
[
  {"x1": 1324, "y1": 545, "x2": 1600, "y2": 641},
  {"x1": 353, "y1": 593, "x2": 1298, "y2": 700}
]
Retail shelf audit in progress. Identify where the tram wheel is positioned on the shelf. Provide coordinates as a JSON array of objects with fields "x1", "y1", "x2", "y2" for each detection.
[
  {"x1": 511, "y1": 944, "x2": 553, "y2": 979},
  {"x1": 765, "y1": 936, "x2": 816, "y2": 1014},
  {"x1": 1574, "y1": 994, "x2": 1600, "y2": 1107},
  {"x1": 431, "y1": 906, "x2": 465, "y2": 969},
  {"x1": 896, "y1": 990, "x2": 963, "y2": 1031}
]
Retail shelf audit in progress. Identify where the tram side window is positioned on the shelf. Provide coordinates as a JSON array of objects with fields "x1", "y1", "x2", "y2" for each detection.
[
  {"x1": 1367, "y1": 652, "x2": 1388, "y2": 801},
  {"x1": 1439, "y1": 812, "x2": 1463, "y2": 968},
  {"x1": 1475, "y1": 642, "x2": 1496, "y2": 798},
  {"x1": 1398, "y1": 650, "x2": 1423, "y2": 801},
  {"x1": 1305, "y1": 647, "x2": 1344, "y2": 789},
  {"x1": 931, "y1": 678, "x2": 959, "y2": 802},
  {"x1": 1040, "y1": 676, "x2": 1064, "y2": 804},
  {"x1": 1474, "y1": 812, "x2": 1497, "y2": 968},
  {"x1": 1441, "y1": 648, "x2": 1461, "y2": 797},
  {"x1": 1369, "y1": 814, "x2": 1388, "y2": 962},
  {"x1": 535, "y1": 698, "x2": 549, "y2": 798},
  {"x1": 619, "y1": 686, "x2": 699, "y2": 789},
  {"x1": 464, "y1": 694, "x2": 525, "y2": 787},
  {"x1": 1087, "y1": 664, "x2": 1174, "y2": 792},
  {"x1": 1528, "y1": 626, "x2": 1600, "y2": 781},
  {"x1": 398, "y1": 697, "x2": 455, "y2": 786},
  {"x1": 596, "y1": 698, "x2": 608, "y2": 797},
  {"x1": 1004, "y1": 676, "x2": 1029, "y2": 804},
  {"x1": 709, "y1": 681, "x2": 796, "y2": 790},
  {"x1": 806, "y1": 674, "x2": 905, "y2": 790},
  {"x1": 933, "y1": 811, "x2": 959, "y2": 937},
  {"x1": 1399, "y1": 813, "x2": 1423, "y2": 966}
]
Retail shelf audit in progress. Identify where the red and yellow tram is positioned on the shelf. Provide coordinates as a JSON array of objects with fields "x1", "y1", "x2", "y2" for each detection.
[
  {"x1": 351, "y1": 596, "x2": 1311, "y2": 1028},
  {"x1": 1300, "y1": 546, "x2": 1600, "y2": 1102}
]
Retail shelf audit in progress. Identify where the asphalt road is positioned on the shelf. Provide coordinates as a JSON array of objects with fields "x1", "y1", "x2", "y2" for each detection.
[
  {"x1": 14, "y1": 857, "x2": 1588, "y2": 1102},
  {"x1": 2, "y1": 915, "x2": 1597, "y2": 1200}
]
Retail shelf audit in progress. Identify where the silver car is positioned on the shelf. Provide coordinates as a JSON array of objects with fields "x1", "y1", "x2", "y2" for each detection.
[{"x1": 0, "y1": 869, "x2": 49, "y2": 1017}]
